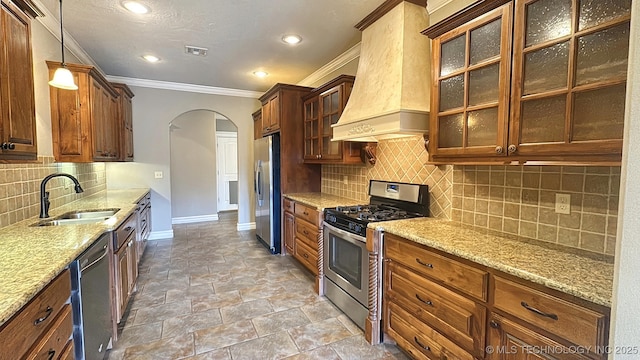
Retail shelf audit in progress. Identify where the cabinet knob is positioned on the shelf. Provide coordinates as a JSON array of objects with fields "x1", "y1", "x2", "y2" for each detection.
[
  {"x1": 1, "y1": 142, "x2": 15, "y2": 150},
  {"x1": 495, "y1": 146, "x2": 503, "y2": 154},
  {"x1": 489, "y1": 319, "x2": 500, "y2": 328},
  {"x1": 508, "y1": 144, "x2": 517, "y2": 154},
  {"x1": 318, "y1": 154, "x2": 322, "y2": 159}
]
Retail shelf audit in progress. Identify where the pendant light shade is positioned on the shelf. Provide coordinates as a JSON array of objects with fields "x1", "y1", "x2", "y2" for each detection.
[{"x1": 49, "y1": 0, "x2": 78, "y2": 90}]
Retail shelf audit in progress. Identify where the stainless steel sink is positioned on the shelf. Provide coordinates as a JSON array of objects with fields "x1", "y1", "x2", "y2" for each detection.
[
  {"x1": 30, "y1": 208, "x2": 120, "y2": 227},
  {"x1": 56, "y1": 208, "x2": 120, "y2": 219}
]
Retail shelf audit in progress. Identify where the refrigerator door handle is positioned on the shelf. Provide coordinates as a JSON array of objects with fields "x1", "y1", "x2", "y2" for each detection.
[{"x1": 256, "y1": 161, "x2": 263, "y2": 207}]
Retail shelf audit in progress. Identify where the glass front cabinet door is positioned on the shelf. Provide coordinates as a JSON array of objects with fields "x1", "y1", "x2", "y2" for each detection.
[{"x1": 425, "y1": 0, "x2": 631, "y2": 164}]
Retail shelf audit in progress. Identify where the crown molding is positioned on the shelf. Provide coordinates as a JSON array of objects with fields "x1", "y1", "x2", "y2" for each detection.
[
  {"x1": 297, "y1": 42, "x2": 361, "y2": 87},
  {"x1": 32, "y1": 0, "x2": 102, "y2": 71},
  {"x1": 427, "y1": 0, "x2": 454, "y2": 14},
  {"x1": 106, "y1": 76, "x2": 263, "y2": 99}
]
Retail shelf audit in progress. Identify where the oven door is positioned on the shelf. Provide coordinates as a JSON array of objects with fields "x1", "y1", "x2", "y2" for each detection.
[{"x1": 323, "y1": 222, "x2": 369, "y2": 306}]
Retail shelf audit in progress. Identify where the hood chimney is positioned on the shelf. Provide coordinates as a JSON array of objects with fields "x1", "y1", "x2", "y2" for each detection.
[{"x1": 332, "y1": 0, "x2": 431, "y2": 142}]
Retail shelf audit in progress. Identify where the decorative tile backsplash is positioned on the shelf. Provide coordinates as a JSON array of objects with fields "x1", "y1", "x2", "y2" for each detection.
[
  {"x1": 451, "y1": 165, "x2": 620, "y2": 255},
  {"x1": 0, "y1": 157, "x2": 106, "y2": 227},
  {"x1": 321, "y1": 136, "x2": 620, "y2": 256},
  {"x1": 321, "y1": 136, "x2": 453, "y2": 219}
]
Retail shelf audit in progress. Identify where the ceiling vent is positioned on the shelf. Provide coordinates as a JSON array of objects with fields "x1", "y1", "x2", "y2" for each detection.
[{"x1": 185, "y1": 45, "x2": 208, "y2": 56}]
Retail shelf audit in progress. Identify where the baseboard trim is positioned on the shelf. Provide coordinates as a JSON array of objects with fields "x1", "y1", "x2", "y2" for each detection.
[
  {"x1": 172, "y1": 214, "x2": 219, "y2": 224},
  {"x1": 148, "y1": 230, "x2": 174, "y2": 240},
  {"x1": 237, "y1": 222, "x2": 256, "y2": 231}
]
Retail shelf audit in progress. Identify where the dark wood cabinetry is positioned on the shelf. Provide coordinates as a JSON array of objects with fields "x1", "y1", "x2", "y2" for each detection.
[
  {"x1": 283, "y1": 198, "x2": 295, "y2": 255},
  {"x1": 252, "y1": 108, "x2": 262, "y2": 140},
  {"x1": 303, "y1": 75, "x2": 362, "y2": 164},
  {"x1": 424, "y1": 0, "x2": 631, "y2": 164},
  {"x1": 112, "y1": 83, "x2": 135, "y2": 161},
  {"x1": 112, "y1": 213, "x2": 138, "y2": 325},
  {"x1": 261, "y1": 92, "x2": 280, "y2": 135},
  {"x1": 47, "y1": 62, "x2": 120, "y2": 162},
  {"x1": 0, "y1": 0, "x2": 38, "y2": 161}
]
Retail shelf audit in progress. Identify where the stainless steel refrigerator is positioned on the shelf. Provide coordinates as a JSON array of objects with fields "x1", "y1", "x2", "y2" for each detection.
[{"x1": 254, "y1": 133, "x2": 281, "y2": 254}]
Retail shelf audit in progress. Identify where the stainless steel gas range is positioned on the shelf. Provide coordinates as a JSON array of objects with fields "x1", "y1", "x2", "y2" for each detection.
[{"x1": 322, "y1": 180, "x2": 430, "y2": 333}]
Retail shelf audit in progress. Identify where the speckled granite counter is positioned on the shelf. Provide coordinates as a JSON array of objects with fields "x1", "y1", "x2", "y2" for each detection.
[
  {"x1": 284, "y1": 193, "x2": 361, "y2": 210},
  {"x1": 372, "y1": 218, "x2": 613, "y2": 307},
  {"x1": 0, "y1": 188, "x2": 150, "y2": 326}
]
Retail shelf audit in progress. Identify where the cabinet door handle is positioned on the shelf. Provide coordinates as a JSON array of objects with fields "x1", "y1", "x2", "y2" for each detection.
[
  {"x1": 495, "y1": 146, "x2": 503, "y2": 154},
  {"x1": 489, "y1": 319, "x2": 500, "y2": 328},
  {"x1": 128, "y1": 240, "x2": 134, "y2": 247},
  {"x1": 415, "y1": 294, "x2": 433, "y2": 306},
  {"x1": 303, "y1": 211, "x2": 309, "y2": 216},
  {"x1": 508, "y1": 144, "x2": 517, "y2": 154},
  {"x1": 34, "y1": 306, "x2": 53, "y2": 325},
  {"x1": 124, "y1": 226, "x2": 133, "y2": 232},
  {"x1": 47, "y1": 349, "x2": 56, "y2": 360},
  {"x1": 413, "y1": 336, "x2": 430, "y2": 352},
  {"x1": 416, "y1": 258, "x2": 433, "y2": 269},
  {"x1": 303, "y1": 253, "x2": 309, "y2": 259},
  {"x1": 303, "y1": 230, "x2": 309, "y2": 236},
  {"x1": 521, "y1": 301, "x2": 558, "y2": 320}
]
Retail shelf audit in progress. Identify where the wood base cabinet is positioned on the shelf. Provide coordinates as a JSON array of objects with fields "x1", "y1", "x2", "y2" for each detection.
[
  {"x1": 112, "y1": 213, "x2": 138, "y2": 325},
  {"x1": 136, "y1": 192, "x2": 151, "y2": 262},
  {"x1": 0, "y1": 0, "x2": 39, "y2": 162},
  {"x1": 283, "y1": 198, "x2": 295, "y2": 255}
]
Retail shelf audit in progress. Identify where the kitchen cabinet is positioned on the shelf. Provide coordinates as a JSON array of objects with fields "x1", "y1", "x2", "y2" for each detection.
[
  {"x1": 46, "y1": 61, "x2": 120, "y2": 162},
  {"x1": 112, "y1": 213, "x2": 138, "y2": 324},
  {"x1": 252, "y1": 108, "x2": 262, "y2": 140},
  {"x1": 383, "y1": 233, "x2": 610, "y2": 360},
  {"x1": 0, "y1": 270, "x2": 72, "y2": 360},
  {"x1": 283, "y1": 198, "x2": 295, "y2": 255},
  {"x1": 0, "y1": 0, "x2": 39, "y2": 161},
  {"x1": 303, "y1": 75, "x2": 362, "y2": 164},
  {"x1": 136, "y1": 192, "x2": 151, "y2": 262},
  {"x1": 258, "y1": 83, "x2": 320, "y2": 194},
  {"x1": 112, "y1": 82, "x2": 135, "y2": 161},
  {"x1": 424, "y1": 0, "x2": 631, "y2": 164}
]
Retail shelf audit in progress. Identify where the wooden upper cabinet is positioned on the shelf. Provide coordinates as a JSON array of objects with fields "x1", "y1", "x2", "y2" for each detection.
[
  {"x1": 0, "y1": 1, "x2": 38, "y2": 161},
  {"x1": 112, "y1": 83, "x2": 135, "y2": 161},
  {"x1": 425, "y1": 0, "x2": 631, "y2": 164},
  {"x1": 261, "y1": 92, "x2": 280, "y2": 135},
  {"x1": 46, "y1": 62, "x2": 120, "y2": 162},
  {"x1": 303, "y1": 75, "x2": 362, "y2": 164},
  {"x1": 252, "y1": 108, "x2": 262, "y2": 140}
]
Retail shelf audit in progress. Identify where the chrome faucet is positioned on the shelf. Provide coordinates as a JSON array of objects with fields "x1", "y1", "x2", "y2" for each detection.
[{"x1": 39, "y1": 173, "x2": 84, "y2": 218}]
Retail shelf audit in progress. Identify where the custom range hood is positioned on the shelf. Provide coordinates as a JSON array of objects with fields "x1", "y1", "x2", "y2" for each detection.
[{"x1": 332, "y1": 0, "x2": 430, "y2": 142}]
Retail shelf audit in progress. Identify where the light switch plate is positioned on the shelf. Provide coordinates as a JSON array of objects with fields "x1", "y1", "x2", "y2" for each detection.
[
  {"x1": 555, "y1": 193, "x2": 571, "y2": 214},
  {"x1": 154, "y1": 171, "x2": 163, "y2": 179}
]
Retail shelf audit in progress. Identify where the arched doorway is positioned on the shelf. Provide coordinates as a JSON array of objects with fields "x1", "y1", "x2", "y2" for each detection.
[{"x1": 169, "y1": 110, "x2": 239, "y2": 224}]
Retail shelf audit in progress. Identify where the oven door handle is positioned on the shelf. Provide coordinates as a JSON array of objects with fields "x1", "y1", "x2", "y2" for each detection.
[{"x1": 323, "y1": 222, "x2": 367, "y2": 243}]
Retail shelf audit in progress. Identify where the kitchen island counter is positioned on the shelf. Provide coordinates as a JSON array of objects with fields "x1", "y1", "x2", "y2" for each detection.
[
  {"x1": 284, "y1": 192, "x2": 361, "y2": 211},
  {"x1": 0, "y1": 188, "x2": 150, "y2": 326},
  {"x1": 373, "y1": 218, "x2": 613, "y2": 307}
]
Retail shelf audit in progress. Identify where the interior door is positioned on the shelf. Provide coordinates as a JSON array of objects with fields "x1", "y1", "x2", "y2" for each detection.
[{"x1": 216, "y1": 132, "x2": 238, "y2": 211}]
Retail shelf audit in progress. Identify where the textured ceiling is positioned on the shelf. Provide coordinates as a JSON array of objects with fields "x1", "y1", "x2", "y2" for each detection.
[{"x1": 38, "y1": 0, "x2": 382, "y2": 92}]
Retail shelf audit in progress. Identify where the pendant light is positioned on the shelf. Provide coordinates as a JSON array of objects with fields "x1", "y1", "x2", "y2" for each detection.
[{"x1": 48, "y1": 0, "x2": 78, "y2": 90}]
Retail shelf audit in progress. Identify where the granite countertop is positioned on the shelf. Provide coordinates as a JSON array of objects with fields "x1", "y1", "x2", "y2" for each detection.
[
  {"x1": 0, "y1": 188, "x2": 150, "y2": 326},
  {"x1": 373, "y1": 218, "x2": 614, "y2": 307},
  {"x1": 284, "y1": 192, "x2": 361, "y2": 210}
]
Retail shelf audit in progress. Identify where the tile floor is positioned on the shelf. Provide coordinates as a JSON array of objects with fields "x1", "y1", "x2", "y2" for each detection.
[{"x1": 107, "y1": 212, "x2": 408, "y2": 360}]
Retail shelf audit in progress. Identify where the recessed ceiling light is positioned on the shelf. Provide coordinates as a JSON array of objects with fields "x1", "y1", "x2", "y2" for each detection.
[
  {"x1": 123, "y1": 1, "x2": 150, "y2": 14},
  {"x1": 142, "y1": 55, "x2": 160, "y2": 63},
  {"x1": 253, "y1": 71, "x2": 268, "y2": 78},
  {"x1": 282, "y1": 34, "x2": 302, "y2": 45}
]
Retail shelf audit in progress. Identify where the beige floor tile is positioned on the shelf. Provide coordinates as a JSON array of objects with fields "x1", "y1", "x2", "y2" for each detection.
[
  {"x1": 166, "y1": 283, "x2": 215, "y2": 303},
  {"x1": 115, "y1": 322, "x2": 162, "y2": 349},
  {"x1": 193, "y1": 319, "x2": 257, "y2": 354},
  {"x1": 228, "y1": 331, "x2": 299, "y2": 360},
  {"x1": 191, "y1": 290, "x2": 243, "y2": 313},
  {"x1": 219, "y1": 298, "x2": 274, "y2": 323},
  {"x1": 288, "y1": 318, "x2": 353, "y2": 352},
  {"x1": 123, "y1": 333, "x2": 195, "y2": 360},
  {"x1": 330, "y1": 335, "x2": 394, "y2": 360},
  {"x1": 251, "y1": 308, "x2": 311, "y2": 337},
  {"x1": 283, "y1": 346, "x2": 341, "y2": 360},
  {"x1": 300, "y1": 300, "x2": 342, "y2": 322},
  {"x1": 184, "y1": 348, "x2": 231, "y2": 360},
  {"x1": 134, "y1": 299, "x2": 191, "y2": 325},
  {"x1": 162, "y1": 309, "x2": 223, "y2": 339}
]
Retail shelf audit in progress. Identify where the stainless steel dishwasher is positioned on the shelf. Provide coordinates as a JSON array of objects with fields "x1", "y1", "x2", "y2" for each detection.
[{"x1": 70, "y1": 232, "x2": 113, "y2": 360}]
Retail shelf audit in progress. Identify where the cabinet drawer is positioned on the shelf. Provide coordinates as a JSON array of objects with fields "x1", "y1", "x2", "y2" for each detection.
[
  {"x1": 0, "y1": 270, "x2": 70, "y2": 360},
  {"x1": 493, "y1": 276, "x2": 608, "y2": 349},
  {"x1": 295, "y1": 218, "x2": 318, "y2": 250},
  {"x1": 294, "y1": 203, "x2": 319, "y2": 225},
  {"x1": 24, "y1": 304, "x2": 73, "y2": 360},
  {"x1": 115, "y1": 213, "x2": 136, "y2": 250},
  {"x1": 385, "y1": 234, "x2": 489, "y2": 301},
  {"x1": 386, "y1": 301, "x2": 474, "y2": 360},
  {"x1": 283, "y1": 198, "x2": 295, "y2": 213},
  {"x1": 294, "y1": 239, "x2": 318, "y2": 275},
  {"x1": 59, "y1": 340, "x2": 74, "y2": 360},
  {"x1": 386, "y1": 261, "x2": 486, "y2": 356}
]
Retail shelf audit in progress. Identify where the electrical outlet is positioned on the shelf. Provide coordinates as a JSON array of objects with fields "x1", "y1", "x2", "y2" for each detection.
[
  {"x1": 154, "y1": 171, "x2": 164, "y2": 179},
  {"x1": 555, "y1": 193, "x2": 571, "y2": 214},
  {"x1": 343, "y1": 175, "x2": 348, "y2": 185}
]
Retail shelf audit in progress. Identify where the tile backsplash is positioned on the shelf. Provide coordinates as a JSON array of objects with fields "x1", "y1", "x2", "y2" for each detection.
[
  {"x1": 452, "y1": 165, "x2": 620, "y2": 255},
  {"x1": 321, "y1": 136, "x2": 453, "y2": 219},
  {"x1": 320, "y1": 136, "x2": 620, "y2": 256},
  {"x1": 0, "y1": 157, "x2": 106, "y2": 227}
]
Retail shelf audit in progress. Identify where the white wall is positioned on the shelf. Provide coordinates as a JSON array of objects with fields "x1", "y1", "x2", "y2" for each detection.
[
  {"x1": 610, "y1": 1, "x2": 640, "y2": 356},
  {"x1": 169, "y1": 110, "x2": 218, "y2": 219},
  {"x1": 106, "y1": 86, "x2": 260, "y2": 233}
]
